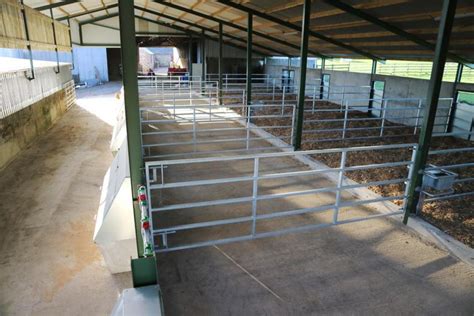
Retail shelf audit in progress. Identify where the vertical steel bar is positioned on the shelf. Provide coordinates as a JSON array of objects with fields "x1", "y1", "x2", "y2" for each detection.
[
  {"x1": 379, "y1": 100, "x2": 387, "y2": 137},
  {"x1": 49, "y1": 8, "x2": 60, "y2": 73},
  {"x1": 342, "y1": 100, "x2": 349, "y2": 139},
  {"x1": 333, "y1": 150, "x2": 347, "y2": 223},
  {"x1": 160, "y1": 165, "x2": 164, "y2": 185},
  {"x1": 414, "y1": 99, "x2": 422, "y2": 134},
  {"x1": 193, "y1": 107, "x2": 197, "y2": 152},
  {"x1": 118, "y1": 0, "x2": 144, "y2": 257},
  {"x1": 251, "y1": 157, "x2": 259, "y2": 235},
  {"x1": 20, "y1": 1, "x2": 35, "y2": 80},
  {"x1": 281, "y1": 87, "x2": 286, "y2": 116},
  {"x1": 67, "y1": 18, "x2": 74, "y2": 70},
  {"x1": 446, "y1": 63, "x2": 463, "y2": 132},
  {"x1": 246, "y1": 106, "x2": 251, "y2": 149},
  {"x1": 272, "y1": 78, "x2": 275, "y2": 101},
  {"x1": 290, "y1": 105, "x2": 296, "y2": 146},
  {"x1": 403, "y1": 147, "x2": 418, "y2": 211},
  {"x1": 404, "y1": 0, "x2": 458, "y2": 223}
]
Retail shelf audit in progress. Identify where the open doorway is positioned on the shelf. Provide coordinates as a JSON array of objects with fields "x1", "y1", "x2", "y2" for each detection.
[
  {"x1": 138, "y1": 47, "x2": 187, "y2": 76},
  {"x1": 106, "y1": 48, "x2": 121, "y2": 81}
]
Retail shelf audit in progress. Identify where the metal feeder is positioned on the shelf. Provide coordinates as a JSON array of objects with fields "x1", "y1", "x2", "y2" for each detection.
[{"x1": 422, "y1": 164, "x2": 457, "y2": 191}]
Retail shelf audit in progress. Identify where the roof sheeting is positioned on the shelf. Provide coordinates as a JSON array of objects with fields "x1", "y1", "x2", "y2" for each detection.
[{"x1": 23, "y1": 0, "x2": 474, "y2": 63}]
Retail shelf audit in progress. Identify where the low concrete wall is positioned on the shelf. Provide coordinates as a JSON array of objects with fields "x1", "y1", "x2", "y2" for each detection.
[{"x1": 0, "y1": 89, "x2": 68, "y2": 170}]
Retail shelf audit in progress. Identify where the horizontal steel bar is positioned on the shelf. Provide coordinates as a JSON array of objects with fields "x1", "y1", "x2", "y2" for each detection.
[
  {"x1": 425, "y1": 191, "x2": 474, "y2": 202},
  {"x1": 142, "y1": 125, "x2": 292, "y2": 136},
  {"x1": 145, "y1": 144, "x2": 417, "y2": 168},
  {"x1": 154, "y1": 210, "x2": 404, "y2": 253},
  {"x1": 152, "y1": 196, "x2": 253, "y2": 212},
  {"x1": 144, "y1": 146, "x2": 286, "y2": 159},
  {"x1": 143, "y1": 135, "x2": 289, "y2": 148},
  {"x1": 154, "y1": 215, "x2": 253, "y2": 233},
  {"x1": 429, "y1": 147, "x2": 474, "y2": 155}
]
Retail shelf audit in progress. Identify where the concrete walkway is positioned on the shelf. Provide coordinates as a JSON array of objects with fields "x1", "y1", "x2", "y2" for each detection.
[
  {"x1": 142, "y1": 96, "x2": 474, "y2": 315},
  {"x1": 0, "y1": 82, "x2": 129, "y2": 315}
]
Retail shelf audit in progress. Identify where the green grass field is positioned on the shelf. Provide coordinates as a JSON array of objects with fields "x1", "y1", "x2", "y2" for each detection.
[
  {"x1": 458, "y1": 91, "x2": 474, "y2": 105},
  {"x1": 323, "y1": 59, "x2": 474, "y2": 84}
]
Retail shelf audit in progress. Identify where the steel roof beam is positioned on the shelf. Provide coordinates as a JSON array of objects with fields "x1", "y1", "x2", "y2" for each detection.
[
  {"x1": 322, "y1": 0, "x2": 471, "y2": 64},
  {"x1": 134, "y1": 15, "x2": 271, "y2": 56},
  {"x1": 74, "y1": 8, "x2": 276, "y2": 55},
  {"x1": 34, "y1": 0, "x2": 79, "y2": 11},
  {"x1": 79, "y1": 12, "x2": 119, "y2": 26},
  {"x1": 216, "y1": 0, "x2": 381, "y2": 60},
  {"x1": 134, "y1": 5, "x2": 289, "y2": 56},
  {"x1": 152, "y1": 0, "x2": 326, "y2": 58}
]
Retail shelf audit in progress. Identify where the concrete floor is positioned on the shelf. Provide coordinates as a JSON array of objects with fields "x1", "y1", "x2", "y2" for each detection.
[
  {"x1": 141, "y1": 92, "x2": 474, "y2": 315},
  {"x1": 1, "y1": 83, "x2": 472, "y2": 315},
  {"x1": 0, "y1": 82, "x2": 130, "y2": 315}
]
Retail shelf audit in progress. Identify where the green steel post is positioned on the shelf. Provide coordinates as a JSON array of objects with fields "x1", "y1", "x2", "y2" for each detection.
[
  {"x1": 371, "y1": 59, "x2": 377, "y2": 77},
  {"x1": 118, "y1": 0, "x2": 144, "y2": 256},
  {"x1": 292, "y1": 0, "x2": 312, "y2": 150},
  {"x1": 403, "y1": 0, "x2": 457, "y2": 224},
  {"x1": 188, "y1": 36, "x2": 193, "y2": 76},
  {"x1": 219, "y1": 23, "x2": 223, "y2": 104},
  {"x1": 246, "y1": 13, "x2": 252, "y2": 106},
  {"x1": 201, "y1": 30, "x2": 206, "y2": 83}
]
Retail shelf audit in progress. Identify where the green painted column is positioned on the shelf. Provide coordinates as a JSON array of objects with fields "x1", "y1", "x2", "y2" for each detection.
[
  {"x1": 201, "y1": 30, "x2": 206, "y2": 83},
  {"x1": 219, "y1": 23, "x2": 223, "y2": 104},
  {"x1": 188, "y1": 36, "x2": 193, "y2": 77},
  {"x1": 118, "y1": 0, "x2": 144, "y2": 257},
  {"x1": 246, "y1": 13, "x2": 252, "y2": 106},
  {"x1": 403, "y1": 0, "x2": 457, "y2": 224},
  {"x1": 292, "y1": 0, "x2": 312, "y2": 150}
]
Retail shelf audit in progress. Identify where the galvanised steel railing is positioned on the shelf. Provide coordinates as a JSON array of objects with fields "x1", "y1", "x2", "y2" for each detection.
[
  {"x1": 300, "y1": 97, "x2": 454, "y2": 143},
  {"x1": 145, "y1": 143, "x2": 417, "y2": 252},
  {"x1": 422, "y1": 146, "x2": 474, "y2": 203},
  {"x1": 139, "y1": 103, "x2": 295, "y2": 159}
]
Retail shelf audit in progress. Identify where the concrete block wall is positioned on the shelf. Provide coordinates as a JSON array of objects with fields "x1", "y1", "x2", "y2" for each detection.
[
  {"x1": 0, "y1": 89, "x2": 68, "y2": 170},
  {"x1": 0, "y1": 63, "x2": 73, "y2": 170},
  {"x1": 265, "y1": 64, "x2": 474, "y2": 133}
]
